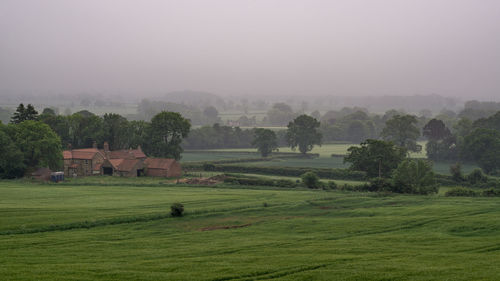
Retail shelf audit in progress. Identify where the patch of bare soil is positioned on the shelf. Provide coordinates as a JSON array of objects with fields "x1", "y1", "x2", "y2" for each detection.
[
  {"x1": 175, "y1": 175, "x2": 227, "y2": 185},
  {"x1": 200, "y1": 223, "x2": 252, "y2": 231}
]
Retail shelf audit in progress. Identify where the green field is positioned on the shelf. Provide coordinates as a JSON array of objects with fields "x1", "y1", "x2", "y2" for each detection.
[
  {"x1": 1, "y1": 180, "x2": 500, "y2": 280},
  {"x1": 207, "y1": 142, "x2": 428, "y2": 158}
]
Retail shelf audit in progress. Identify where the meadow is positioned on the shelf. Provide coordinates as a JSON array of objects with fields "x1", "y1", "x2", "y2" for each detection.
[
  {"x1": 184, "y1": 142, "x2": 479, "y2": 175},
  {"x1": 1, "y1": 180, "x2": 500, "y2": 280}
]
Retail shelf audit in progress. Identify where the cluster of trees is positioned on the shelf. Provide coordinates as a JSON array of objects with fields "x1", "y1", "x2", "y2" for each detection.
[
  {"x1": 344, "y1": 139, "x2": 437, "y2": 194},
  {"x1": 136, "y1": 99, "x2": 220, "y2": 125},
  {"x1": 0, "y1": 105, "x2": 62, "y2": 178},
  {"x1": 14, "y1": 104, "x2": 191, "y2": 161}
]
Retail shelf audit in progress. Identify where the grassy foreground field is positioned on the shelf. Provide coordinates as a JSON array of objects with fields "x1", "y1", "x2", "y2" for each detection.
[{"x1": 1, "y1": 180, "x2": 500, "y2": 280}]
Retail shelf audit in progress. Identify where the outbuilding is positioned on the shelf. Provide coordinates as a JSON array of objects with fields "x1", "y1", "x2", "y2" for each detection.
[{"x1": 144, "y1": 158, "x2": 182, "y2": 178}]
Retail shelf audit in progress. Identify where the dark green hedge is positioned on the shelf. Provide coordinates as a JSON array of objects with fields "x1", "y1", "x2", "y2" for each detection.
[
  {"x1": 209, "y1": 165, "x2": 366, "y2": 181},
  {"x1": 223, "y1": 176, "x2": 298, "y2": 188}
]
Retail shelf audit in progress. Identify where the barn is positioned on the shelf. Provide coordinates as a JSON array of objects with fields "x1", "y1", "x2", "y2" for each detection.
[{"x1": 144, "y1": 158, "x2": 182, "y2": 178}]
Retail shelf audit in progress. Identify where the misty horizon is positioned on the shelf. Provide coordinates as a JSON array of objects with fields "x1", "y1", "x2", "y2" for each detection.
[{"x1": 1, "y1": 0, "x2": 499, "y2": 99}]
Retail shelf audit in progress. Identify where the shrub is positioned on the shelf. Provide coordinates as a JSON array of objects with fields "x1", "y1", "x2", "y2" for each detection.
[
  {"x1": 392, "y1": 159, "x2": 438, "y2": 195},
  {"x1": 170, "y1": 203, "x2": 184, "y2": 217},
  {"x1": 203, "y1": 163, "x2": 216, "y2": 171},
  {"x1": 301, "y1": 172, "x2": 320, "y2": 189},
  {"x1": 368, "y1": 177, "x2": 393, "y2": 192},
  {"x1": 327, "y1": 181, "x2": 338, "y2": 190},
  {"x1": 467, "y1": 169, "x2": 488, "y2": 186},
  {"x1": 445, "y1": 187, "x2": 478, "y2": 197},
  {"x1": 481, "y1": 188, "x2": 500, "y2": 197}
]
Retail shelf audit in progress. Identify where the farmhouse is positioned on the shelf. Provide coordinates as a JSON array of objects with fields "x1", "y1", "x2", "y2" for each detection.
[{"x1": 63, "y1": 142, "x2": 181, "y2": 178}]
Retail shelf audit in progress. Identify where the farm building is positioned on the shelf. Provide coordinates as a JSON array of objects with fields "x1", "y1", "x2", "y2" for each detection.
[
  {"x1": 63, "y1": 142, "x2": 180, "y2": 178},
  {"x1": 144, "y1": 158, "x2": 182, "y2": 177}
]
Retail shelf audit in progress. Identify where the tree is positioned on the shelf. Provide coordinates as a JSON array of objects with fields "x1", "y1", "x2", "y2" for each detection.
[
  {"x1": 423, "y1": 119, "x2": 456, "y2": 161},
  {"x1": 286, "y1": 115, "x2": 322, "y2": 154},
  {"x1": 461, "y1": 128, "x2": 500, "y2": 174},
  {"x1": 10, "y1": 103, "x2": 39, "y2": 124},
  {"x1": 344, "y1": 139, "x2": 407, "y2": 178},
  {"x1": 267, "y1": 103, "x2": 296, "y2": 126},
  {"x1": 9, "y1": 120, "x2": 62, "y2": 170},
  {"x1": 0, "y1": 124, "x2": 25, "y2": 178},
  {"x1": 381, "y1": 115, "x2": 421, "y2": 152},
  {"x1": 392, "y1": 159, "x2": 438, "y2": 195},
  {"x1": 301, "y1": 172, "x2": 320, "y2": 189},
  {"x1": 102, "y1": 113, "x2": 129, "y2": 150},
  {"x1": 252, "y1": 128, "x2": 278, "y2": 157},
  {"x1": 423, "y1": 119, "x2": 451, "y2": 141},
  {"x1": 149, "y1": 111, "x2": 191, "y2": 160}
]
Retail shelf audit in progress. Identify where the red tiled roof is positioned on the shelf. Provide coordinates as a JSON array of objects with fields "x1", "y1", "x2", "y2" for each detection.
[
  {"x1": 117, "y1": 159, "x2": 141, "y2": 172},
  {"x1": 63, "y1": 151, "x2": 72, "y2": 159},
  {"x1": 144, "y1": 158, "x2": 176, "y2": 170},
  {"x1": 63, "y1": 148, "x2": 102, "y2": 160},
  {"x1": 130, "y1": 149, "x2": 146, "y2": 159},
  {"x1": 108, "y1": 159, "x2": 124, "y2": 169}
]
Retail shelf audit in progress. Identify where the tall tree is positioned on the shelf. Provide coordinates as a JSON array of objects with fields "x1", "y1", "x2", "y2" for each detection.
[
  {"x1": 149, "y1": 111, "x2": 191, "y2": 160},
  {"x1": 344, "y1": 139, "x2": 407, "y2": 178},
  {"x1": 461, "y1": 128, "x2": 500, "y2": 174},
  {"x1": 0, "y1": 124, "x2": 25, "y2": 178},
  {"x1": 9, "y1": 120, "x2": 62, "y2": 170},
  {"x1": 286, "y1": 115, "x2": 322, "y2": 154},
  {"x1": 10, "y1": 103, "x2": 39, "y2": 124},
  {"x1": 422, "y1": 119, "x2": 451, "y2": 141},
  {"x1": 252, "y1": 128, "x2": 278, "y2": 157},
  {"x1": 423, "y1": 119, "x2": 456, "y2": 161},
  {"x1": 102, "y1": 113, "x2": 129, "y2": 150},
  {"x1": 381, "y1": 114, "x2": 421, "y2": 152}
]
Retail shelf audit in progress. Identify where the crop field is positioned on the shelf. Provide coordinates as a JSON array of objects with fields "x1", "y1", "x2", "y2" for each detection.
[{"x1": 1, "y1": 180, "x2": 500, "y2": 280}]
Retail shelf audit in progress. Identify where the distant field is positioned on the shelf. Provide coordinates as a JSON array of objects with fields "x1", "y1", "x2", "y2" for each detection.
[
  {"x1": 207, "y1": 142, "x2": 428, "y2": 158},
  {"x1": 1, "y1": 181, "x2": 500, "y2": 280}
]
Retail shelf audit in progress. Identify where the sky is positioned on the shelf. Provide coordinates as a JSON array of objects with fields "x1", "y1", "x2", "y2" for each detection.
[{"x1": 1, "y1": 0, "x2": 499, "y2": 99}]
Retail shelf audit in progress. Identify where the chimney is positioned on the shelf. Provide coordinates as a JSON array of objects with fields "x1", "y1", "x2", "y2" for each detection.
[
  {"x1": 137, "y1": 144, "x2": 142, "y2": 151},
  {"x1": 104, "y1": 142, "x2": 109, "y2": 152},
  {"x1": 68, "y1": 143, "x2": 72, "y2": 151},
  {"x1": 92, "y1": 141, "x2": 97, "y2": 149}
]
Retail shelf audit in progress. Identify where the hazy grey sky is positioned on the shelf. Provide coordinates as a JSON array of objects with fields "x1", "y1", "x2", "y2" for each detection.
[{"x1": 1, "y1": 0, "x2": 499, "y2": 99}]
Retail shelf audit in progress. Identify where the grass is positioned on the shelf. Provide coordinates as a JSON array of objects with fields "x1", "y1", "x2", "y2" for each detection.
[
  {"x1": 205, "y1": 141, "x2": 428, "y2": 158},
  {"x1": 1, "y1": 180, "x2": 500, "y2": 280}
]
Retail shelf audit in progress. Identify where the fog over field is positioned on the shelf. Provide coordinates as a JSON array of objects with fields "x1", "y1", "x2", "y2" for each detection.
[{"x1": 1, "y1": 0, "x2": 499, "y2": 100}]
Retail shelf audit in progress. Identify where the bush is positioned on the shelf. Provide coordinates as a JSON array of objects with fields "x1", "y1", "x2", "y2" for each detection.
[
  {"x1": 170, "y1": 203, "x2": 184, "y2": 217},
  {"x1": 392, "y1": 159, "x2": 438, "y2": 195},
  {"x1": 368, "y1": 177, "x2": 394, "y2": 192},
  {"x1": 327, "y1": 181, "x2": 338, "y2": 189},
  {"x1": 203, "y1": 163, "x2": 216, "y2": 171},
  {"x1": 481, "y1": 188, "x2": 500, "y2": 197},
  {"x1": 301, "y1": 172, "x2": 320, "y2": 189},
  {"x1": 445, "y1": 187, "x2": 478, "y2": 197},
  {"x1": 467, "y1": 169, "x2": 488, "y2": 186}
]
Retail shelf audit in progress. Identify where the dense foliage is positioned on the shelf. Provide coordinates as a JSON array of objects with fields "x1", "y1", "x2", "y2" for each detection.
[
  {"x1": 344, "y1": 139, "x2": 407, "y2": 178},
  {"x1": 286, "y1": 115, "x2": 322, "y2": 154},
  {"x1": 251, "y1": 128, "x2": 278, "y2": 157}
]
